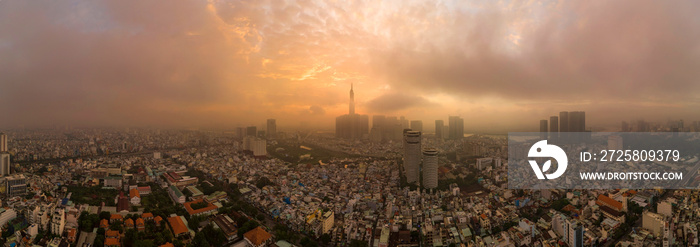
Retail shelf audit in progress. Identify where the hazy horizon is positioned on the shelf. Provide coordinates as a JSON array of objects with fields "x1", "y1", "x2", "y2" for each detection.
[{"x1": 2, "y1": 0, "x2": 700, "y2": 132}]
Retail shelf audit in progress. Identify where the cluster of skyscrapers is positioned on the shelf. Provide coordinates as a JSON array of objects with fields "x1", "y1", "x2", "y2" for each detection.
[
  {"x1": 335, "y1": 84, "x2": 369, "y2": 139},
  {"x1": 539, "y1": 111, "x2": 587, "y2": 141},
  {"x1": 235, "y1": 118, "x2": 277, "y2": 140},
  {"x1": 335, "y1": 84, "x2": 464, "y2": 141},
  {"x1": 435, "y1": 116, "x2": 464, "y2": 140},
  {"x1": 234, "y1": 119, "x2": 278, "y2": 157},
  {"x1": 403, "y1": 130, "x2": 439, "y2": 189}
]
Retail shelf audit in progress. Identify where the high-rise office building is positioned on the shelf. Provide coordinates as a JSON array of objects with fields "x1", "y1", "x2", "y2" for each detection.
[
  {"x1": 372, "y1": 115, "x2": 386, "y2": 129},
  {"x1": 385, "y1": 116, "x2": 401, "y2": 141},
  {"x1": 559, "y1": 112, "x2": 569, "y2": 133},
  {"x1": 336, "y1": 84, "x2": 369, "y2": 139},
  {"x1": 246, "y1": 126, "x2": 257, "y2": 137},
  {"x1": 400, "y1": 116, "x2": 409, "y2": 130},
  {"x1": 7, "y1": 174, "x2": 26, "y2": 197},
  {"x1": 410, "y1": 120, "x2": 423, "y2": 132},
  {"x1": 435, "y1": 120, "x2": 445, "y2": 139},
  {"x1": 0, "y1": 153, "x2": 9, "y2": 176},
  {"x1": 0, "y1": 133, "x2": 6, "y2": 152},
  {"x1": 266, "y1": 119, "x2": 277, "y2": 139},
  {"x1": 540, "y1": 120, "x2": 548, "y2": 139},
  {"x1": 448, "y1": 116, "x2": 464, "y2": 140},
  {"x1": 567, "y1": 219, "x2": 584, "y2": 247},
  {"x1": 422, "y1": 148, "x2": 439, "y2": 189},
  {"x1": 569, "y1": 111, "x2": 586, "y2": 132},
  {"x1": 403, "y1": 131, "x2": 422, "y2": 184},
  {"x1": 235, "y1": 127, "x2": 246, "y2": 138},
  {"x1": 550, "y1": 116, "x2": 559, "y2": 139}
]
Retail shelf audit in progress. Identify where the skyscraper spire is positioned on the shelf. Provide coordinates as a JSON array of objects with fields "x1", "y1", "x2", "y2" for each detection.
[{"x1": 349, "y1": 83, "x2": 355, "y2": 115}]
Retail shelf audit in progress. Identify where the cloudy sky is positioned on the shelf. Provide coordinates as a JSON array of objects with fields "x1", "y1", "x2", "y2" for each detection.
[{"x1": 1, "y1": 0, "x2": 700, "y2": 132}]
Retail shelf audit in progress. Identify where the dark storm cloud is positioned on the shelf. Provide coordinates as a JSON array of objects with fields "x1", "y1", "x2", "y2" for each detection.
[
  {"x1": 2, "y1": 0, "x2": 700, "y2": 130},
  {"x1": 371, "y1": 1, "x2": 700, "y2": 104},
  {"x1": 366, "y1": 93, "x2": 437, "y2": 113},
  {"x1": 0, "y1": 0, "x2": 251, "y2": 127}
]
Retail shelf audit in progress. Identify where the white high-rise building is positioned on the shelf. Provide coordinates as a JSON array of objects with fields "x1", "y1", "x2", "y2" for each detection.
[
  {"x1": 658, "y1": 200, "x2": 673, "y2": 218},
  {"x1": 0, "y1": 208, "x2": 17, "y2": 229},
  {"x1": 51, "y1": 208, "x2": 65, "y2": 235},
  {"x1": 252, "y1": 138, "x2": 267, "y2": 157},
  {"x1": 567, "y1": 219, "x2": 584, "y2": 247},
  {"x1": 422, "y1": 148, "x2": 439, "y2": 189},
  {"x1": 643, "y1": 211, "x2": 666, "y2": 237},
  {"x1": 551, "y1": 214, "x2": 568, "y2": 240},
  {"x1": 403, "y1": 131, "x2": 421, "y2": 184}
]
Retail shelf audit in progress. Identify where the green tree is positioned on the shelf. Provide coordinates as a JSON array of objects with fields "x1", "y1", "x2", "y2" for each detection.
[
  {"x1": 200, "y1": 224, "x2": 226, "y2": 247},
  {"x1": 192, "y1": 233, "x2": 211, "y2": 247},
  {"x1": 124, "y1": 229, "x2": 137, "y2": 247},
  {"x1": 94, "y1": 235, "x2": 105, "y2": 247},
  {"x1": 320, "y1": 233, "x2": 332, "y2": 245},
  {"x1": 349, "y1": 239, "x2": 368, "y2": 247},
  {"x1": 100, "y1": 211, "x2": 112, "y2": 220}
]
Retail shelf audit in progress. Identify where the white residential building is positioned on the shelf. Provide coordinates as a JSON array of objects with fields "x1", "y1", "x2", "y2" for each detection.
[{"x1": 51, "y1": 208, "x2": 65, "y2": 235}]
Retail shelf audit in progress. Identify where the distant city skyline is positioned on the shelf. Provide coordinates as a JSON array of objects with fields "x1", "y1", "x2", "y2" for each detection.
[{"x1": 1, "y1": 1, "x2": 700, "y2": 132}]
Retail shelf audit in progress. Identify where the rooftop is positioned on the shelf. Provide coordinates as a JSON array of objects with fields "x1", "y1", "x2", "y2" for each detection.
[
  {"x1": 168, "y1": 216, "x2": 188, "y2": 236},
  {"x1": 244, "y1": 226, "x2": 271, "y2": 246}
]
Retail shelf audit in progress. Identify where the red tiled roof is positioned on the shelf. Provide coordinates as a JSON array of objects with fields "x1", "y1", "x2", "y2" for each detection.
[
  {"x1": 244, "y1": 226, "x2": 271, "y2": 246},
  {"x1": 184, "y1": 199, "x2": 218, "y2": 215},
  {"x1": 110, "y1": 214, "x2": 123, "y2": 220},
  {"x1": 142, "y1": 213, "x2": 154, "y2": 219},
  {"x1": 106, "y1": 230, "x2": 120, "y2": 238},
  {"x1": 129, "y1": 188, "x2": 140, "y2": 198},
  {"x1": 105, "y1": 238, "x2": 120, "y2": 246},
  {"x1": 168, "y1": 216, "x2": 188, "y2": 236},
  {"x1": 155, "y1": 216, "x2": 163, "y2": 225},
  {"x1": 597, "y1": 195, "x2": 623, "y2": 211}
]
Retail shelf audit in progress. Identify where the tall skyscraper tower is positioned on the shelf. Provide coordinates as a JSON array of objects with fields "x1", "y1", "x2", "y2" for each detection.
[
  {"x1": 0, "y1": 153, "x2": 9, "y2": 176},
  {"x1": 410, "y1": 120, "x2": 423, "y2": 132},
  {"x1": 550, "y1": 116, "x2": 559, "y2": 132},
  {"x1": 246, "y1": 126, "x2": 257, "y2": 137},
  {"x1": 559, "y1": 112, "x2": 569, "y2": 132},
  {"x1": 422, "y1": 148, "x2": 439, "y2": 189},
  {"x1": 403, "y1": 131, "x2": 422, "y2": 184},
  {"x1": 399, "y1": 116, "x2": 409, "y2": 129},
  {"x1": 349, "y1": 83, "x2": 355, "y2": 115},
  {"x1": 336, "y1": 84, "x2": 369, "y2": 139},
  {"x1": 569, "y1": 111, "x2": 586, "y2": 132},
  {"x1": 0, "y1": 133, "x2": 6, "y2": 152},
  {"x1": 540, "y1": 119, "x2": 548, "y2": 139},
  {"x1": 448, "y1": 116, "x2": 464, "y2": 140},
  {"x1": 266, "y1": 119, "x2": 277, "y2": 139},
  {"x1": 567, "y1": 219, "x2": 584, "y2": 247},
  {"x1": 435, "y1": 120, "x2": 445, "y2": 139},
  {"x1": 550, "y1": 116, "x2": 559, "y2": 140}
]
